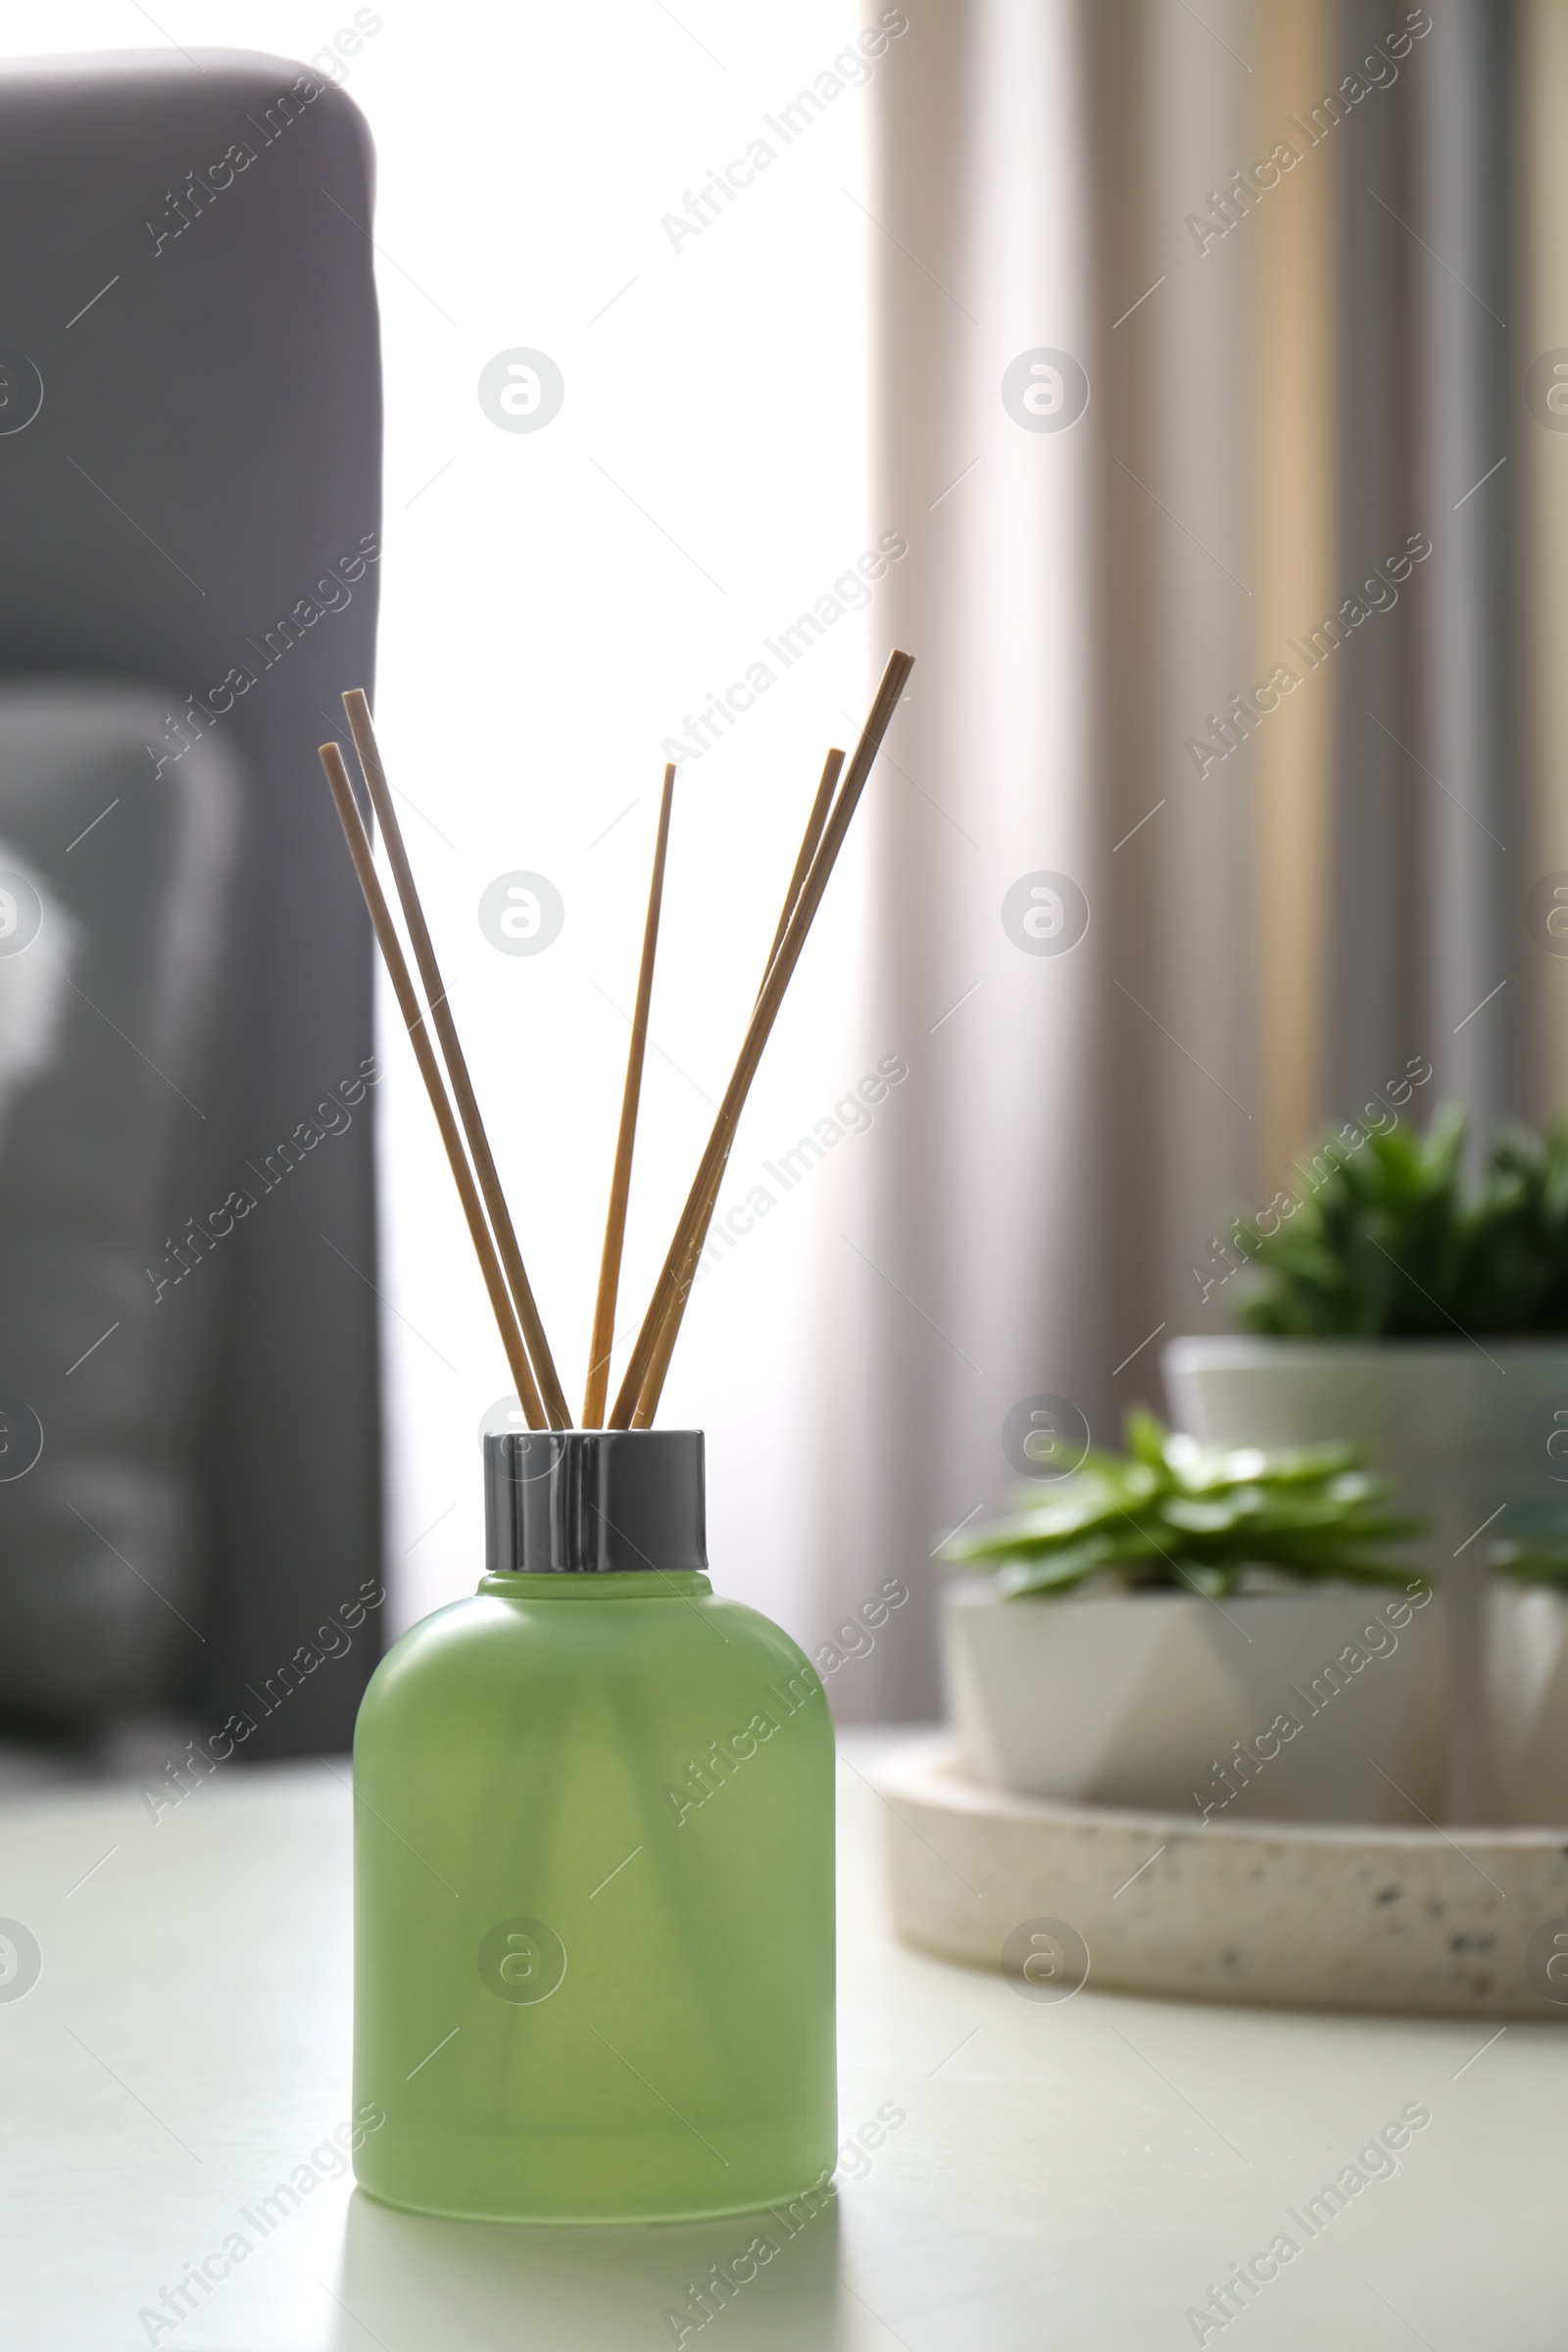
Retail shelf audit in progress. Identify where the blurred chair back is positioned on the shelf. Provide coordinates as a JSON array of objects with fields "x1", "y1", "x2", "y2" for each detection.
[{"x1": 0, "y1": 49, "x2": 383, "y2": 1756}]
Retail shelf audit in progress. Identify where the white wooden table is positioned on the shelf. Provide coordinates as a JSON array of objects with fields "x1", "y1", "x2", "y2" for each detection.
[{"x1": 2, "y1": 1735, "x2": 1563, "y2": 2350}]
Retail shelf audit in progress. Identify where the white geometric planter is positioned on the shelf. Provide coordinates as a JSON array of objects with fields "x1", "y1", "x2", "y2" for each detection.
[
  {"x1": 942, "y1": 1581, "x2": 1446, "y2": 1825},
  {"x1": 1161, "y1": 1336, "x2": 1568, "y2": 1495},
  {"x1": 1489, "y1": 1585, "x2": 1568, "y2": 1824},
  {"x1": 1163, "y1": 1336, "x2": 1568, "y2": 1820}
]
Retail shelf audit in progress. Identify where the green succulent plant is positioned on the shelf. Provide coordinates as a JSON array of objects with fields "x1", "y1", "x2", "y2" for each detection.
[
  {"x1": 1491, "y1": 1535, "x2": 1568, "y2": 1588},
  {"x1": 944, "y1": 1408, "x2": 1425, "y2": 1600},
  {"x1": 1233, "y1": 1106, "x2": 1568, "y2": 1337}
]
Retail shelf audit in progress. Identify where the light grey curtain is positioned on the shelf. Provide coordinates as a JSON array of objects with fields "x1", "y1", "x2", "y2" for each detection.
[
  {"x1": 817, "y1": 0, "x2": 1525, "y2": 1723},
  {"x1": 1332, "y1": 1, "x2": 1517, "y2": 1122}
]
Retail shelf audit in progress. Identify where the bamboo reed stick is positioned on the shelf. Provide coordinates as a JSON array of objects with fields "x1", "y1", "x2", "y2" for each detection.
[
  {"x1": 318, "y1": 742, "x2": 547, "y2": 1427},
  {"x1": 631, "y1": 748, "x2": 844, "y2": 1425},
  {"x1": 341, "y1": 691, "x2": 571, "y2": 1431},
  {"x1": 760, "y1": 746, "x2": 844, "y2": 989},
  {"x1": 608, "y1": 651, "x2": 914, "y2": 1427},
  {"x1": 582, "y1": 765, "x2": 676, "y2": 1425}
]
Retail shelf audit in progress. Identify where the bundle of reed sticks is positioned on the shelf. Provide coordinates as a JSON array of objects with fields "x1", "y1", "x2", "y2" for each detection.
[{"x1": 318, "y1": 648, "x2": 913, "y2": 1430}]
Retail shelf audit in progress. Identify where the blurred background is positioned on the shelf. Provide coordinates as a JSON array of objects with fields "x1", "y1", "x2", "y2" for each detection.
[{"x1": 0, "y1": 0, "x2": 1559, "y2": 1775}]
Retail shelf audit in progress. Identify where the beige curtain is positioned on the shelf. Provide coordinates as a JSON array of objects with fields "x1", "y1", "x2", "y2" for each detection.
[
  {"x1": 1522, "y1": 0, "x2": 1568, "y2": 1116},
  {"x1": 813, "y1": 0, "x2": 1103, "y2": 1724},
  {"x1": 815, "y1": 0, "x2": 1534, "y2": 1723}
]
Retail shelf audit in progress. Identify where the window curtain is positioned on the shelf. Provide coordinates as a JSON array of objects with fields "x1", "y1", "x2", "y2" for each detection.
[{"x1": 815, "y1": 0, "x2": 1540, "y2": 1723}]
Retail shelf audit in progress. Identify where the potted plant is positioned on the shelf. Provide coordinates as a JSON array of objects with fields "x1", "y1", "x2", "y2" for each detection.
[
  {"x1": 940, "y1": 1411, "x2": 1441, "y2": 1824},
  {"x1": 1164, "y1": 1109, "x2": 1568, "y2": 1820}
]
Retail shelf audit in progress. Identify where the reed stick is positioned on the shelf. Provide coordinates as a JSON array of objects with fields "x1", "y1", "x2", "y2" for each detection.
[
  {"x1": 760, "y1": 746, "x2": 844, "y2": 989},
  {"x1": 341, "y1": 691, "x2": 571, "y2": 1431},
  {"x1": 318, "y1": 742, "x2": 547, "y2": 1428},
  {"x1": 631, "y1": 748, "x2": 844, "y2": 1425},
  {"x1": 609, "y1": 650, "x2": 914, "y2": 1427},
  {"x1": 582, "y1": 765, "x2": 676, "y2": 1425}
]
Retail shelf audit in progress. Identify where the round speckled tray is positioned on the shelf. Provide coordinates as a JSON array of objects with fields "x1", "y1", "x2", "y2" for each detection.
[{"x1": 874, "y1": 1737, "x2": 1568, "y2": 2019}]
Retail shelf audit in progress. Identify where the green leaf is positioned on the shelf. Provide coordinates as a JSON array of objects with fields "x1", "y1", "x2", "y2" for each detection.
[
  {"x1": 1125, "y1": 1405, "x2": 1168, "y2": 1469},
  {"x1": 1492, "y1": 1538, "x2": 1568, "y2": 1588}
]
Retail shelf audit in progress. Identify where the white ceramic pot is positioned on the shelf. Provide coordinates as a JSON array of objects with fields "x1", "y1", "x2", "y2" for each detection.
[
  {"x1": 1488, "y1": 1585, "x2": 1568, "y2": 1824},
  {"x1": 1163, "y1": 1336, "x2": 1568, "y2": 1819},
  {"x1": 942, "y1": 1580, "x2": 1446, "y2": 1824},
  {"x1": 1162, "y1": 1337, "x2": 1568, "y2": 1503}
]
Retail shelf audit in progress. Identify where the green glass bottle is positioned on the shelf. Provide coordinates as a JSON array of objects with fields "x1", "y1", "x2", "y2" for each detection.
[{"x1": 351, "y1": 1429, "x2": 836, "y2": 2224}]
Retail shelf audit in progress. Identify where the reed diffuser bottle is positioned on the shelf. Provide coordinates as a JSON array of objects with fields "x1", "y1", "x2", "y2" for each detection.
[
  {"x1": 352, "y1": 1429, "x2": 836, "y2": 2224},
  {"x1": 320, "y1": 653, "x2": 911, "y2": 2223}
]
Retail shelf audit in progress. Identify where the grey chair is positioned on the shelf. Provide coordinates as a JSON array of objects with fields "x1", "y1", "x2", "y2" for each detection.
[{"x1": 0, "y1": 50, "x2": 383, "y2": 1757}]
